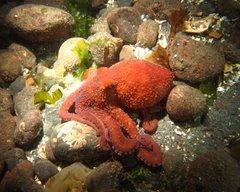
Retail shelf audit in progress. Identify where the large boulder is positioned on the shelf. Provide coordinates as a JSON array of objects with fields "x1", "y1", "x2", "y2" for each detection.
[
  {"x1": 168, "y1": 32, "x2": 225, "y2": 83},
  {"x1": 4, "y1": 4, "x2": 74, "y2": 43},
  {"x1": 204, "y1": 83, "x2": 240, "y2": 144}
]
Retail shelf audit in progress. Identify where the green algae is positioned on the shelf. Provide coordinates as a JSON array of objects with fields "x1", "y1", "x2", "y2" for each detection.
[
  {"x1": 72, "y1": 39, "x2": 93, "y2": 78},
  {"x1": 65, "y1": 0, "x2": 95, "y2": 38},
  {"x1": 34, "y1": 89, "x2": 63, "y2": 105},
  {"x1": 199, "y1": 78, "x2": 218, "y2": 106},
  {"x1": 127, "y1": 167, "x2": 151, "y2": 183}
]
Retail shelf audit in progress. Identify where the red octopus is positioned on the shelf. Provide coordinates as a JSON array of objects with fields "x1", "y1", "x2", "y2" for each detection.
[{"x1": 59, "y1": 59, "x2": 174, "y2": 166}]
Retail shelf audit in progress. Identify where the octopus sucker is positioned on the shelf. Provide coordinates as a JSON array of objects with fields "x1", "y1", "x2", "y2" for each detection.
[{"x1": 59, "y1": 59, "x2": 174, "y2": 166}]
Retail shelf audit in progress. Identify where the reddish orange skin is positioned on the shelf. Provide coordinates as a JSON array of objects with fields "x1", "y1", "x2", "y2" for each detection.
[{"x1": 59, "y1": 59, "x2": 174, "y2": 166}]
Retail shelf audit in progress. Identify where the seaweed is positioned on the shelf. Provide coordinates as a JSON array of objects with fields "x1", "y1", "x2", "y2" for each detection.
[
  {"x1": 65, "y1": 0, "x2": 95, "y2": 38},
  {"x1": 34, "y1": 89, "x2": 63, "y2": 105},
  {"x1": 72, "y1": 39, "x2": 93, "y2": 79},
  {"x1": 199, "y1": 78, "x2": 218, "y2": 106},
  {"x1": 127, "y1": 167, "x2": 151, "y2": 183}
]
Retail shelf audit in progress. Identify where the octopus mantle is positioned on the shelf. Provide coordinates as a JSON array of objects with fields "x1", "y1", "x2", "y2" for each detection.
[{"x1": 59, "y1": 59, "x2": 174, "y2": 166}]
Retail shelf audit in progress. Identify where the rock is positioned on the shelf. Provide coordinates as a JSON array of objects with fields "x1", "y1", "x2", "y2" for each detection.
[
  {"x1": 0, "y1": 2, "x2": 17, "y2": 27},
  {"x1": 34, "y1": 159, "x2": 59, "y2": 183},
  {"x1": 115, "y1": 0, "x2": 132, "y2": 7},
  {"x1": 9, "y1": 76, "x2": 26, "y2": 96},
  {"x1": 119, "y1": 45, "x2": 136, "y2": 60},
  {"x1": 211, "y1": 0, "x2": 240, "y2": 19},
  {"x1": 14, "y1": 109, "x2": 43, "y2": 147},
  {"x1": 91, "y1": 18, "x2": 111, "y2": 34},
  {"x1": 168, "y1": 32, "x2": 225, "y2": 83},
  {"x1": 221, "y1": 42, "x2": 240, "y2": 63},
  {"x1": 0, "y1": 112, "x2": 16, "y2": 151},
  {"x1": 185, "y1": 150, "x2": 240, "y2": 192},
  {"x1": 42, "y1": 102, "x2": 62, "y2": 137},
  {"x1": 8, "y1": 43, "x2": 37, "y2": 70},
  {"x1": 5, "y1": 4, "x2": 74, "y2": 43},
  {"x1": 0, "y1": 77, "x2": 8, "y2": 88},
  {"x1": 50, "y1": 121, "x2": 109, "y2": 164},
  {"x1": 0, "y1": 88, "x2": 13, "y2": 113},
  {"x1": 204, "y1": 83, "x2": 240, "y2": 144},
  {"x1": 0, "y1": 50, "x2": 22, "y2": 84},
  {"x1": 1, "y1": 160, "x2": 43, "y2": 192},
  {"x1": 107, "y1": 7, "x2": 142, "y2": 44},
  {"x1": 0, "y1": 37, "x2": 7, "y2": 49},
  {"x1": 166, "y1": 84, "x2": 207, "y2": 121},
  {"x1": 45, "y1": 162, "x2": 91, "y2": 192},
  {"x1": 90, "y1": 7, "x2": 117, "y2": 34},
  {"x1": 133, "y1": 0, "x2": 186, "y2": 34},
  {"x1": 45, "y1": 139, "x2": 57, "y2": 162},
  {"x1": 91, "y1": 0, "x2": 107, "y2": 9},
  {"x1": 182, "y1": 0, "x2": 215, "y2": 17},
  {"x1": 0, "y1": 158, "x2": 4, "y2": 177},
  {"x1": 88, "y1": 32, "x2": 123, "y2": 67},
  {"x1": 151, "y1": 115, "x2": 223, "y2": 176},
  {"x1": 86, "y1": 161, "x2": 123, "y2": 192},
  {"x1": 227, "y1": 20, "x2": 240, "y2": 47},
  {"x1": 13, "y1": 86, "x2": 42, "y2": 118},
  {"x1": 3, "y1": 148, "x2": 27, "y2": 170},
  {"x1": 24, "y1": 0, "x2": 66, "y2": 9},
  {"x1": 137, "y1": 19, "x2": 159, "y2": 48},
  {"x1": 133, "y1": 0, "x2": 158, "y2": 19},
  {"x1": 229, "y1": 141, "x2": 240, "y2": 165}
]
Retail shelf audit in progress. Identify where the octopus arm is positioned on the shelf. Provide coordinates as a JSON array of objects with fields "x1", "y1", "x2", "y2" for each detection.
[
  {"x1": 137, "y1": 134, "x2": 162, "y2": 166},
  {"x1": 59, "y1": 90, "x2": 110, "y2": 150},
  {"x1": 107, "y1": 106, "x2": 139, "y2": 139},
  {"x1": 90, "y1": 108, "x2": 139, "y2": 154}
]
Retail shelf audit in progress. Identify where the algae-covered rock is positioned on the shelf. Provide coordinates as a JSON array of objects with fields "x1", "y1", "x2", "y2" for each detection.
[{"x1": 54, "y1": 37, "x2": 91, "y2": 73}]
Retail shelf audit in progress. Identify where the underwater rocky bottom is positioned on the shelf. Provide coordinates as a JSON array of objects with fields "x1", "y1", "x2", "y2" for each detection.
[{"x1": 0, "y1": 0, "x2": 240, "y2": 191}]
